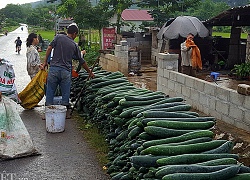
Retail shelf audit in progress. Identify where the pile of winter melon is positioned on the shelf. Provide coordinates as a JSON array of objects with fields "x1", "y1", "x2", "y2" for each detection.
[{"x1": 70, "y1": 67, "x2": 250, "y2": 180}]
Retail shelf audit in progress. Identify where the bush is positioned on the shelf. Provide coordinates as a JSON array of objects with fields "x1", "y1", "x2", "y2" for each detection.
[
  {"x1": 232, "y1": 62, "x2": 250, "y2": 78},
  {"x1": 3, "y1": 18, "x2": 19, "y2": 27},
  {"x1": 84, "y1": 48, "x2": 100, "y2": 66}
]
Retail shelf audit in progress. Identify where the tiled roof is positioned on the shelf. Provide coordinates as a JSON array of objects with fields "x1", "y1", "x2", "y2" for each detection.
[{"x1": 121, "y1": 9, "x2": 154, "y2": 21}]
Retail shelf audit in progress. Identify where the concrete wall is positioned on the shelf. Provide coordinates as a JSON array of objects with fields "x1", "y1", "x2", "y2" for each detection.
[
  {"x1": 99, "y1": 33, "x2": 152, "y2": 74},
  {"x1": 157, "y1": 53, "x2": 250, "y2": 132},
  {"x1": 151, "y1": 40, "x2": 161, "y2": 67},
  {"x1": 127, "y1": 33, "x2": 152, "y2": 64},
  {"x1": 151, "y1": 39, "x2": 171, "y2": 66},
  {"x1": 99, "y1": 44, "x2": 129, "y2": 75}
]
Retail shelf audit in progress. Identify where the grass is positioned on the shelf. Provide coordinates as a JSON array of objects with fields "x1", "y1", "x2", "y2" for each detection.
[
  {"x1": 213, "y1": 32, "x2": 248, "y2": 39},
  {"x1": 36, "y1": 30, "x2": 78, "y2": 62},
  {"x1": 74, "y1": 114, "x2": 109, "y2": 168},
  {"x1": 30, "y1": 28, "x2": 55, "y2": 41},
  {"x1": 37, "y1": 29, "x2": 100, "y2": 66},
  {"x1": 0, "y1": 26, "x2": 19, "y2": 34}
]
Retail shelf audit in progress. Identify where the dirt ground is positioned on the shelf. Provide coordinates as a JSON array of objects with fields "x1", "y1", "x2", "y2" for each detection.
[
  {"x1": 127, "y1": 68, "x2": 250, "y2": 166},
  {"x1": 196, "y1": 69, "x2": 250, "y2": 90}
]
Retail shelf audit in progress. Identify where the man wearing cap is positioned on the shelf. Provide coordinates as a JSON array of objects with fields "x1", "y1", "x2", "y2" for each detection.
[{"x1": 42, "y1": 23, "x2": 94, "y2": 118}]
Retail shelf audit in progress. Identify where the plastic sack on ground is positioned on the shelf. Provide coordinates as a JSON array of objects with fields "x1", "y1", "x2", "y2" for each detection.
[
  {"x1": 0, "y1": 96, "x2": 39, "y2": 159},
  {"x1": 0, "y1": 59, "x2": 20, "y2": 103},
  {"x1": 18, "y1": 70, "x2": 47, "y2": 109}
]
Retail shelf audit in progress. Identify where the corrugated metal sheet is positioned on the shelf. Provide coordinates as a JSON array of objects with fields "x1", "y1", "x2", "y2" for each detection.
[{"x1": 121, "y1": 9, "x2": 154, "y2": 21}]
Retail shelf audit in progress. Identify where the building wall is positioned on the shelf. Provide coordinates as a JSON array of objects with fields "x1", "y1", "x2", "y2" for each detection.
[
  {"x1": 151, "y1": 38, "x2": 172, "y2": 66},
  {"x1": 157, "y1": 53, "x2": 250, "y2": 132},
  {"x1": 99, "y1": 44, "x2": 129, "y2": 75},
  {"x1": 121, "y1": 33, "x2": 152, "y2": 65}
]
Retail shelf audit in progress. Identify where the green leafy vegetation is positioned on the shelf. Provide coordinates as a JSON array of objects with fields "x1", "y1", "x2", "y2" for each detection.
[
  {"x1": 213, "y1": 32, "x2": 248, "y2": 39},
  {"x1": 0, "y1": 26, "x2": 18, "y2": 34},
  {"x1": 75, "y1": 115, "x2": 109, "y2": 166},
  {"x1": 232, "y1": 62, "x2": 250, "y2": 79},
  {"x1": 1, "y1": 0, "x2": 244, "y2": 38},
  {"x1": 35, "y1": 30, "x2": 55, "y2": 41}
]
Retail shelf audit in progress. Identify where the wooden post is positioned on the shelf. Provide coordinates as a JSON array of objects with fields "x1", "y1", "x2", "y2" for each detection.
[{"x1": 246, "y1": 33, "x2": 250, "y2": 63}]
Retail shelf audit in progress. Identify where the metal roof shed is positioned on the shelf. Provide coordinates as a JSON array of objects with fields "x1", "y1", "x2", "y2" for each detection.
[
  {"x1": 204, "y1": 4, "x2": 250, "y2": 68},
  {"x1": 204, "y1": 4, "x2": 250, "y2": 26}
]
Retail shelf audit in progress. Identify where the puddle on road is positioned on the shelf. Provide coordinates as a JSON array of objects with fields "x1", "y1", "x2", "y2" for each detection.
[{"x1": 127, "y1": 72, "x2": 157, "y2": 92}]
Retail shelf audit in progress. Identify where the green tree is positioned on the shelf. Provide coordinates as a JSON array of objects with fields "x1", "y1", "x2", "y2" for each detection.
[
  {"x1": 38, "y1": 5, "x2": 56, "y2": 29},
  {"x1": 185, "y1": 0, "x2": 229, "y2": 21},
  {"x1": 58, "y1": 0, "x2": 113, "y2": 48},
  {"x1": 0, "y1": 4, "x2": 26, "y2": 23},
  {"x1": 26, "y1": 12, "x2": 40, "y2": 26},
  {"x1": 213, "y1": 0, "x2": 250, "y2": 7},
  {"x1": 53, "y1": 0, "x2": 108, "y2": 28},
  {"x1": 102, "y1": 0, "x2": 134, "y2": 34},
  {"x1": 25, "y1": 4, "x2": 57, "y2": 29},
  {"x1": 75, "y1": 1, "x2": 111, "y2": 48},
  {"x1": 0, "y1": 13, "x2": 6, "y2": 30},
  {"x1": 137, "y1": 0, "x2": 201, "y2": 27},
  {"x1": 57, "y1": 0, "x2": 77, "y2": 18}
]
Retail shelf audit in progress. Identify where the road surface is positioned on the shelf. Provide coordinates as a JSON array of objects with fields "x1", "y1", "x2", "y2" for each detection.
[{"x1": 0, "y1": 26, "x2": 109, "y2": 180}]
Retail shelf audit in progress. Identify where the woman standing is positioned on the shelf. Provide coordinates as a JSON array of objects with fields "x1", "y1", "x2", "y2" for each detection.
[{"x1": 26, "y1": 33, "x2": 43, "y2": 79}]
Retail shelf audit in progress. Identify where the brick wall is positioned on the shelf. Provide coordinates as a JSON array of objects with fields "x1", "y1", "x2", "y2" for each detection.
[{"x1": 157, "y1": 53, "x2": 250, "y2": 132}]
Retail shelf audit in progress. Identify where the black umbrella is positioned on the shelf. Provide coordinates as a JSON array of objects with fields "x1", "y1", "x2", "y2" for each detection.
[{"x1": 158, "y1": 16, "x2": 209, "y2": 39}]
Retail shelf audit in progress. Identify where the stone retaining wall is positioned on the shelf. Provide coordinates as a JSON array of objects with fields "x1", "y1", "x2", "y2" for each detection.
[{"x1": 157, "y1": 53, "x2": 250, "y2": 132}]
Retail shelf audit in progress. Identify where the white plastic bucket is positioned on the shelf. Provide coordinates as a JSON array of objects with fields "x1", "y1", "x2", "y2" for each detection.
[{"x1": 45, "y1": 105, "x2": 67, "y2": 133}]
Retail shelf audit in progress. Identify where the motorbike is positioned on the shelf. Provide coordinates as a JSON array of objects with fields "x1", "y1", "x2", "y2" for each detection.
[{"x1": 17, "y1": 46, "x2": 21, "y2": 54}]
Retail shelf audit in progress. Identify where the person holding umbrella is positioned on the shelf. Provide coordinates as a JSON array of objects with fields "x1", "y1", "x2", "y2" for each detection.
[{"x1": 180, "y1": 33, "x2": 202, "y2": 77}]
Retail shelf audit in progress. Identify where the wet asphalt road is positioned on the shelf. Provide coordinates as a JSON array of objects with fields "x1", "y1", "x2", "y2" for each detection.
[{"x1": 0, "y1": 26, "x2": 109, "y2": 180}]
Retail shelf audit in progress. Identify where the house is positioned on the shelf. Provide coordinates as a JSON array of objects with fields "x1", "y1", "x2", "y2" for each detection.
[
  {"x1": 57, "y1": 18, "x2": 74, "y2": 31},
  {"x1": 110, "y1": 9, "x2": 154, "y2": 32}
]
